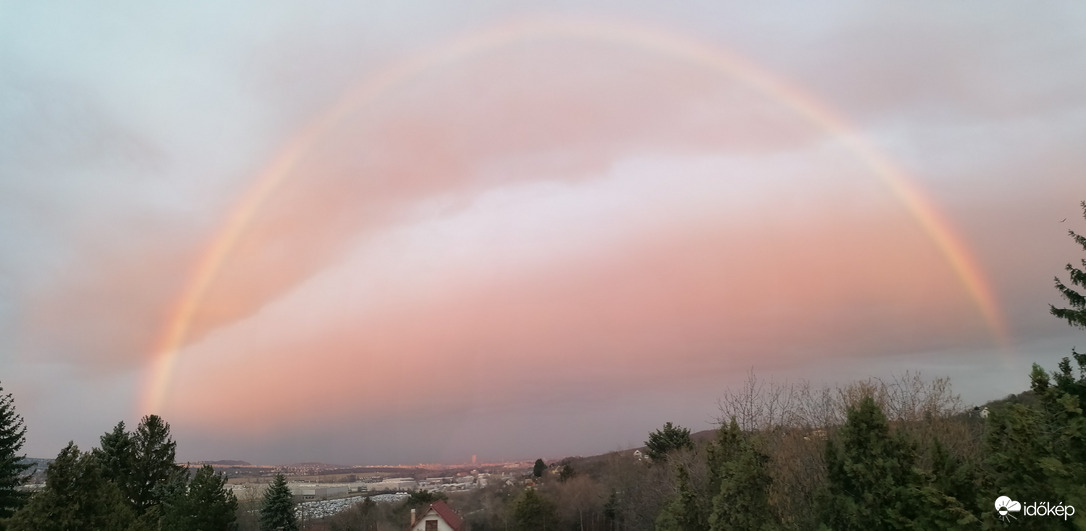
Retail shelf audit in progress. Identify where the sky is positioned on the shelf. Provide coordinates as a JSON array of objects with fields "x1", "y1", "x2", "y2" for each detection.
[{"x1": 2, "y1": 1, "x2": 1085, "y2": 465}]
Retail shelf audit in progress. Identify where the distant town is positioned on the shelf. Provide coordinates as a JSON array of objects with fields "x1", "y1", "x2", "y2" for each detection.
[{"x1": 19, "y1": 455, "x2": 588, "y2": 522}]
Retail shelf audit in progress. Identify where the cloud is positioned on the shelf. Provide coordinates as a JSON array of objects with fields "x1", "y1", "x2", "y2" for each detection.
[
  {"x1": 6, "y1": 2, "x2": 1086, "y2": 464},
  {"x1": 169, "y1": 37, "x2": 843, "y2": 347},
  {"x1": 159, "y1": 147, "x2": 990, "y2": 438},
  {"x1": 806, "y1": 4, "x2": 1086, "y2": 120}
]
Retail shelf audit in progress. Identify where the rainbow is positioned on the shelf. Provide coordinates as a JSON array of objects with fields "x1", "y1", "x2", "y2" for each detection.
[{"x1": 140, "y1": 17, "x2": 1008, "y2": 415}]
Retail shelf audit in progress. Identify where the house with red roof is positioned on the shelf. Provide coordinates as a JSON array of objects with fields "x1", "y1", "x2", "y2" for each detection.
[{"x1": 408, "y1": 499, "x2": 464, "y2": 531}]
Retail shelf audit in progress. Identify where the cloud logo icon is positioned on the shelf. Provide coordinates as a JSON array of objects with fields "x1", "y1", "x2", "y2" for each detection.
[{"x1": 995, "y1": 496, "x2": 1021, "y2": 521}]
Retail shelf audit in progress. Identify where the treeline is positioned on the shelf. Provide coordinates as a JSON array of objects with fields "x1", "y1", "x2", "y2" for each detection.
[
  {"x1": 316, "y1": 362, "x2": 1086, "y2": 531},
  {"x1": 6, "y1": 359, "x2": 1084, "y2": 531},
  {"x1": 6, "y1": 415, "x2": 240, "y2": 530},
  {"x1": 651, "y1": 362, "x2": 1086, "y2": 530}
]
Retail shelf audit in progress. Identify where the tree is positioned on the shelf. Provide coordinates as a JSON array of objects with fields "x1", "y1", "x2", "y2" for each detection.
[
  {"x1": 509, "y1": 488, "x2": 557, "y2": 531},
  {"x1": 0, "y1": 383, "x2": 30, "y2": 524},
  {"x1": 602, "y1": 490, "x2": 620, "y2": 530},
  {"x1": 533, "y1": 458, "x2": 546, "y2": 478},
  {"x1": 708, "y1": 418, "x2": 776, "y2": 531},
  {"x1": 645, "y1": 422, "x2": 693, "y2": 462},
  {"x1": 95, "y1": 415, "x2": 186, "y2": 516},
  {"x1": 991, "y1": 200, "x2": 1086, "y2": 528},
  {"x1": 816, "y1": 396, "x2": 925, "y2": 530},
  {"x1": 1051, "y1": 201, "x2": 1086, "y2": 328},
  {"x1": 980, "y1": 359, "x2": 1086, "y2": 529},
  {"x1": 404, "y1": 489, "x2": 447, "y2": 506},
  {"x1": 260, "y1": 473, "x2": 298, "y2": 531},
  {"x1": 92, "y1": 422, "x2": 135, "y2": 504},
  {"x1": 557, "y1": 463, "x2": 576, "y2": 482},
  {"x1": 816, "y1": 396, "x2": 980, "y2": 530},
  {"x1": 162, "y1": 465, "x2": 238, "y2": 531},
  {"x1": 9, "y1": 442, "x2": 136, "y2": 531},
  {"x1": 546, "y1": 474, "x2": 604, "y2": 530},
  {"x1": 131, "y1": 415, "x2": 186, "y2": 514},
  {"x1": 393, "y1": 489, "x2": 448, "y2": 524},
  {"x1": 928, "y1": 438, "x2": 980, "y2": 518},
  {"x1": 655, "y1": 464, "x2": 707, "y2": 531}
]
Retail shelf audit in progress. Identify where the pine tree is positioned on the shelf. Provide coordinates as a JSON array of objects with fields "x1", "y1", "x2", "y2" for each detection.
[
  {"x1": 0, "y1": 383, "x2": 30, "y2": 524},
  {"x1": 817, "y1": 396, "x2": 926, "y2": 530},
  {"x1": 260, "y1": 473, "x2": 298, "y2": 531},
  {"x1": 92, "y1": 422, "x2": 135, "y2": 505},
  {"x1": 1051, "y1": 200, "x2": 1086, "y2": 328},
  {"x1": 706, "y1": 416, "x2": 744, "y2": 497},
  {"x1": 162, "y1": 465, "x2": 238, "y2": 531},
  {"x1": 602, "y1": 490, "x2": 620, "y2": 529},
  {"x1": 132, "y1": 415, "x2": 186, "y2": 514},
  {"x1": 8, "y1": 442, "x2": 136, "y2": 531},
  {"x1": 645, "y1": 422, "x2": 694, "y2": 461},
  {"x1": 928, "y1": 438, "x2": 979, "y2": 516},
  {"x1": 980, "y1": 361, "x2": 1086, "y2": 529},
  {"x1": 94, "y1": 415, "x2": 186, "y2": 517},
  {"x1": 708, "y1": 418, "x2": 776, "y2": 531},
  {"x1": 533, "y1": 458, "x2": 546, "y2": 478}
]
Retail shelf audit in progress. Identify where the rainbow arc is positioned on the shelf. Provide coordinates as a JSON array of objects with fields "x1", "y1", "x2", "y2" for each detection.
[{"x1": 140, "y1": 17, "x2": 1008, "y2": 415}]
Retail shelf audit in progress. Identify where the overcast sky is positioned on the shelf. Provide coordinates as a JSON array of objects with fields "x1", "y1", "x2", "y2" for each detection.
[{"x1": 3, "y1": 1, "x2": 1085, "y2": 465}]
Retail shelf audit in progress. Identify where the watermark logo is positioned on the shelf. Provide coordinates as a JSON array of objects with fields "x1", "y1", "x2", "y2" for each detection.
[
  {"x1": 994, "y1": 496, "x2": 1021, "y2": 522},
  {"x1": 995, "y1": 496, "x2": 1075, "y2": 522}
]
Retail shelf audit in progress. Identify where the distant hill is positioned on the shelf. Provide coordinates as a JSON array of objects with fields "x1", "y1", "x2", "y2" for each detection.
[{"x1": 554, "y1": 389, "x2": 1040, "y2": 477}]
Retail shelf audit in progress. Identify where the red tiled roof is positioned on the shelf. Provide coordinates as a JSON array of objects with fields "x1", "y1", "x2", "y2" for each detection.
[
  {"x1": 429, "y1": 500, "x2": 463, "y2": 531},
  {"x1": 409, "y1": 499, "x2": 463, "y2": 531}
]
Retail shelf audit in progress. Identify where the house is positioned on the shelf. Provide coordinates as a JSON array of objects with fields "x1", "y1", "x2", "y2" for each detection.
[{"x1": 408, "y1": 499, "x2": 464, "y2": 531}]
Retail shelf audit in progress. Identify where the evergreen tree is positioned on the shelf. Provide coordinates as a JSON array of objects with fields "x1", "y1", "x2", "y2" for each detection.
[
  {"x1": 509, "y1": 488, "x2": 557, "y2": 531},
  {"x1": 708, "y1": 418, "x2": 777, "y2": 531},
  {"x1": 533, "y1": 458, "x2": 546, "y2": 478},
  {"x1": 816, "y1": 396, "x2": 925, "y2": 530},
  {"x1": 706, "y1": 416, "x2": 744, "y2": 498},
  {"x1": 602, "y1": 490, "x2": 620, "y2": 530},
  {"x1": 131, "y1": 414, "x2": 186, "y2": 514},
  {"x1": 1002, "y1": 200, "x2": 1086, "y2": 528},
  {"x1": 645, "y1": 422, "x2": 693, "y2": 461},
  {"x1": 404, "y1": 489, "x2": 446, "y2": 506},
  {"x1": 982, "y1": 404, "x2": 1069, "y2": 530},
  {"x1": 260, "y1": 473, "x2": 298, "y2": 531},
  {"x1": 928, "y1": 438, "x2": 979, "y2": 516},
  {"x1": 9, "y1": 442, "x2": 136, "y2": 531},
  {"x1": 980, "y1": 361, "x2": 1086, "y2": 529},
  {"x1": 0, "y1": 383, "x2": 30, "y2": 525},
  {"x1": 94, "y1": 415, "x2": 186, "y2": 516},
  {"x1": 1030, "y1": 359, "x2": 1086, "y2": 493},
  {"x1": 655, "y1": 464, "x2": 707, "y2": 531},
  {"x1": 92, "y1": 421, "x2": 135, "y2": 504},
  {"x1": 557, "y1": 463, "x2": 576, "y2": 482},
  {"x1": 1051, "y1": 201, "x2": 1086, "y2": 328},
  {"x1": 162, "y1": 465, "x2": 238, "y2": 531}
]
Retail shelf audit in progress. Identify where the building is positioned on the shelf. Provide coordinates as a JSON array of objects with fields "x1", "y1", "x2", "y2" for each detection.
[
  {"x1": 371, "y1": 477, "x2": 419, "y2": 492},
  {"x1": 408, "y1": 500, "x2": 464, "y2": 531},
  {"x1": 288, "y1": 484, "x2": 348, "y2": 501}
]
